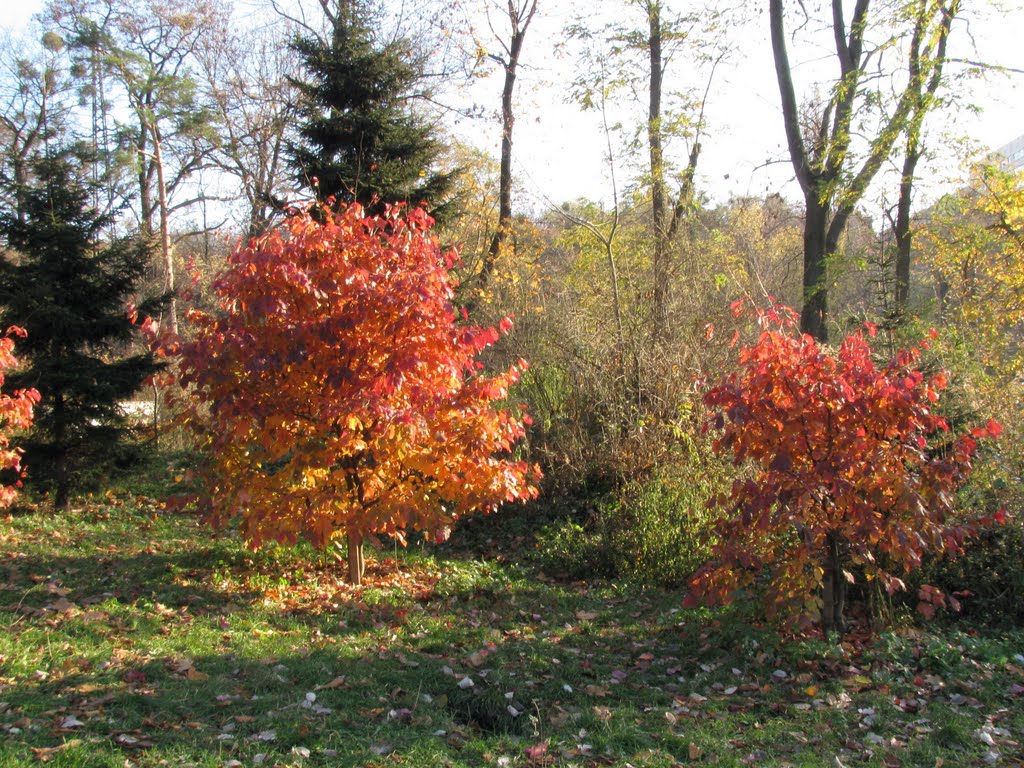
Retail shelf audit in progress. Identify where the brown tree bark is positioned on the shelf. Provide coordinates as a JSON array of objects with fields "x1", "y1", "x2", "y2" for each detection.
[
  {"x1": 648, "y1": 0, "x2": 669, "y2": 338},
  {"x1": 152, "y1": 127, "x2": 178, "y2": 336},
  {"x1": 892, "y1": 0, "x2": 958, "y2": 315},
  {"x1": 478, "y1": 0, "x2": 538, "y2": 293},
  {"x1": 771, "y1": 0, "x2": 926, "y2": 343},
  {"x1": 821, "y1": 532, "x2": 847, "y2": 636},
  {"x1": 347, "y1": 532, "x2": 365, "y2": 585}
]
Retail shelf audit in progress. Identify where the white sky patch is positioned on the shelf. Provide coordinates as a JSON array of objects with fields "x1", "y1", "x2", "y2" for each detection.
[{"x1": 4, "y1": 0, "x2": 1024, "y2": 213}]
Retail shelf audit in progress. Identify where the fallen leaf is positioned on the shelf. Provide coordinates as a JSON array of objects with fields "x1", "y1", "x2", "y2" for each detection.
[
  {"x1": 316, "y1": 675, "x2": 347, "y2": 690},
  {"x1": 466, "y1": 649, "x2": 489, "y2": 668},
  {"x1": 525, "y1": 740, "x2": 553, "y2": 765},
  {"x1": 31, "y1": 740, "x2": 81, "y2": 762},
  {"x1": 842, "y1": 674, "x2": 872, "y2": 690},
  {"x1": 48, "y1": 598, "x2": 75, "y2": 613}
]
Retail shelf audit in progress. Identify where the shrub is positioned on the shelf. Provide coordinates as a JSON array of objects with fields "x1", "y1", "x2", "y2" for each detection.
[
  {"x1": 914, "y1": 519, "x2": 1024, "y2": 627},
  {"x1": 0, "y1": 328, "x2": 38, "y2": 507},
  {"x1": 535, "y1": 459, "x2": 726, "y2": 586},
  {"x1": 687, "y1": 301, "x2": 998, "y2": 632}
]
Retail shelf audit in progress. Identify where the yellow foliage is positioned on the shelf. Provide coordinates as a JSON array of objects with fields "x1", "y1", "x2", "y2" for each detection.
[{"x1": 921, "y1": 163, "x2": 1024, "y2": 377}]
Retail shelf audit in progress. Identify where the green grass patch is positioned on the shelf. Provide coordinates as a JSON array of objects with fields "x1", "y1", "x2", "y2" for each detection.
[{"x1": 0, "y1": 491, "x2": 1022, "y2": 766}]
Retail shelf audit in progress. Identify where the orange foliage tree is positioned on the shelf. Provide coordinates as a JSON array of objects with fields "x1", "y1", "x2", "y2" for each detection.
[
  {"x1": 166, "y1": 205, "x2": 540, "y2": 583},
  {"x1": 686, "y1": 302, "x2": 999, "y2": 633},
  {"x1": 0, "y1": 327, "x2": 39, "y2": 507}
]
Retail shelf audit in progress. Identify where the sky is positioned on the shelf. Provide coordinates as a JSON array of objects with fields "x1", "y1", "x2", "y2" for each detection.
[
  {"x1": 476, "y1": 0, "x2": 1024, "y2": 213},
  {"x1": 4, "y1": 0, "x2": 1024, "y2": 215}
]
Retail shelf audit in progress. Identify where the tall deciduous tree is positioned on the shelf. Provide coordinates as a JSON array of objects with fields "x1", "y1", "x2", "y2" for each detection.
[
  {"x1": 890, "y1": 0, "x2": 959, "y2": 315},
  {"x1": 47, "y1": 0, "x2": 225, "y2": 335},
  {"x1": 0, "y1": 28, "x2": 73, "y2": 222},
  {"x1": 288, "y1": 0, "x2": 457, "y2": 220},
  {"x1": 475, "y1": 0, "x2": 537, "y2": 293},
  {"x1": 770, "y1": 0, "x2": 956, "y2": 341},
  {"x1": 568, "y1": 0, "x2": 723, "y2": 339},
  {"x1": 0, "y1": 150, "x2": 164, "y2": 508},
  {"x1": 163, "y1": 204, "x2": 539, "y2": 584}
]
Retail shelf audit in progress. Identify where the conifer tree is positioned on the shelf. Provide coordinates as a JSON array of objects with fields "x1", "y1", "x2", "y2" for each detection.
[
  {"x1": 288, "y1": 0, "x2": 458, "y2": 220},
  {"x1": 0, "y1": 150, "x2": 163, "y2": 508}
]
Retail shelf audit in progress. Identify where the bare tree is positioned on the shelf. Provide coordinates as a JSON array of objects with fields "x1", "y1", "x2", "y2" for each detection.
[
  {"x1": 474, "y1": 0, "x2": 538, "y2": 293},
  {"x1": 199, "y1": 24, "x2": 299, "y2": 237}
]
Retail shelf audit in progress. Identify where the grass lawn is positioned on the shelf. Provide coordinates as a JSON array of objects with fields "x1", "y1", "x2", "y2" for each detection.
[{"x1": 1, "y1": 488, "x2": 1022, "y2": 767}]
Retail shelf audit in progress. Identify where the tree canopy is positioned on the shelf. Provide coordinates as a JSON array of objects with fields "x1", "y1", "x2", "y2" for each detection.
[{"x1": 288, "y1": 0, "x2": 458, "y2": 220}]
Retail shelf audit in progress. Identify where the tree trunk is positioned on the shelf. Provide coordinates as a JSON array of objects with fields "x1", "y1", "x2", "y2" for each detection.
[
  {"x1": 893, "y1": 0, "x2": 958, "y2": 316},
  {"x1": 347, "y1": 532, "x2": 365, "y2": 585},
  {"x1": 647, "y1": 0, "x2": 668, "y2": 339},
  {"x1": 152, "y1": 127, "x2": 178, "y2": 336},
  {"x1": 821, "y1": 532, "x2": 847, "y2": 635},
  {"x1": 138, "y1": 129, "x2": 152, "y2": 237},
  {"x1": 478, "y1": 0, "x2": 536, "y2": 295},
  {"x1": 800, "y1": 195, "x2": 830, "y2": 342},
  {"x1": 53, "y1": 391, "x2": 69, "y2": 510},
  {"x1": 893, "y1": 139, "x2": 919, "y2": 314}
]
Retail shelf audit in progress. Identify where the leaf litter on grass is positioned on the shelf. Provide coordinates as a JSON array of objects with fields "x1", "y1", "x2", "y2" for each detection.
[{"x1": 0, "y1": 498, "x2": 1022, "y2": 766}]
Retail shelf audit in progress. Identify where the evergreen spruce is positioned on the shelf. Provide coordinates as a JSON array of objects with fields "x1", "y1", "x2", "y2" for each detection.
[
  {"x1": 289, "y1": 0, "x2": 458, "y2": 220},
  {"x1": 0, "y1": 150, "x2": 164, "y2": 508}
]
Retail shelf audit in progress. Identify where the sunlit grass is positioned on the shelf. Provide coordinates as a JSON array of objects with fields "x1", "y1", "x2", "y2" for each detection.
[{"x1": 0, "y1": 492, "x2": 1021, "y2": 766}]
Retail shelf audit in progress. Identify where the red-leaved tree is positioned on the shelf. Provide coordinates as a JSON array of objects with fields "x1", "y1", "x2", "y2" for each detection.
[
  {"x1": 686, "y1": 301, "x2": 999, "y2": 633},
  {"x1": 162, "y1": 205, "x2": 540, "y2": 584},
  {"x1": 0, "y1": 327, "x2": 39, "y2": 507}
]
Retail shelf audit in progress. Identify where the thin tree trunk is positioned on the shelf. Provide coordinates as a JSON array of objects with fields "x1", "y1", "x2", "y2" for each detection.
[
  {"x1": 822, "y1": 531, "x2": 847, "y2": 635},
  {"x1": 53, "y1": 392, "x2": 69, "y2": 509},
  {"x1": 347, "y1": 532, "x2": 365, "y2": 584},
  {"x1": 138, "y1": 129, "x2": 152, "y2": 237},
  {"x1": 478, "y1": 0, "x2": 537, "y2": 294},
  {"x1": 648, "y1": 0, "x2": 668, "y2": 338},
  {"x1": 893, "y1": 138, "x2": 919, "y2": 312},
  {"x1": 152, "y1": 127, "x2": 178, "y2": 336},
  {"x1": 893, "y1": 0, "x2": 958, "y2": 316}
]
